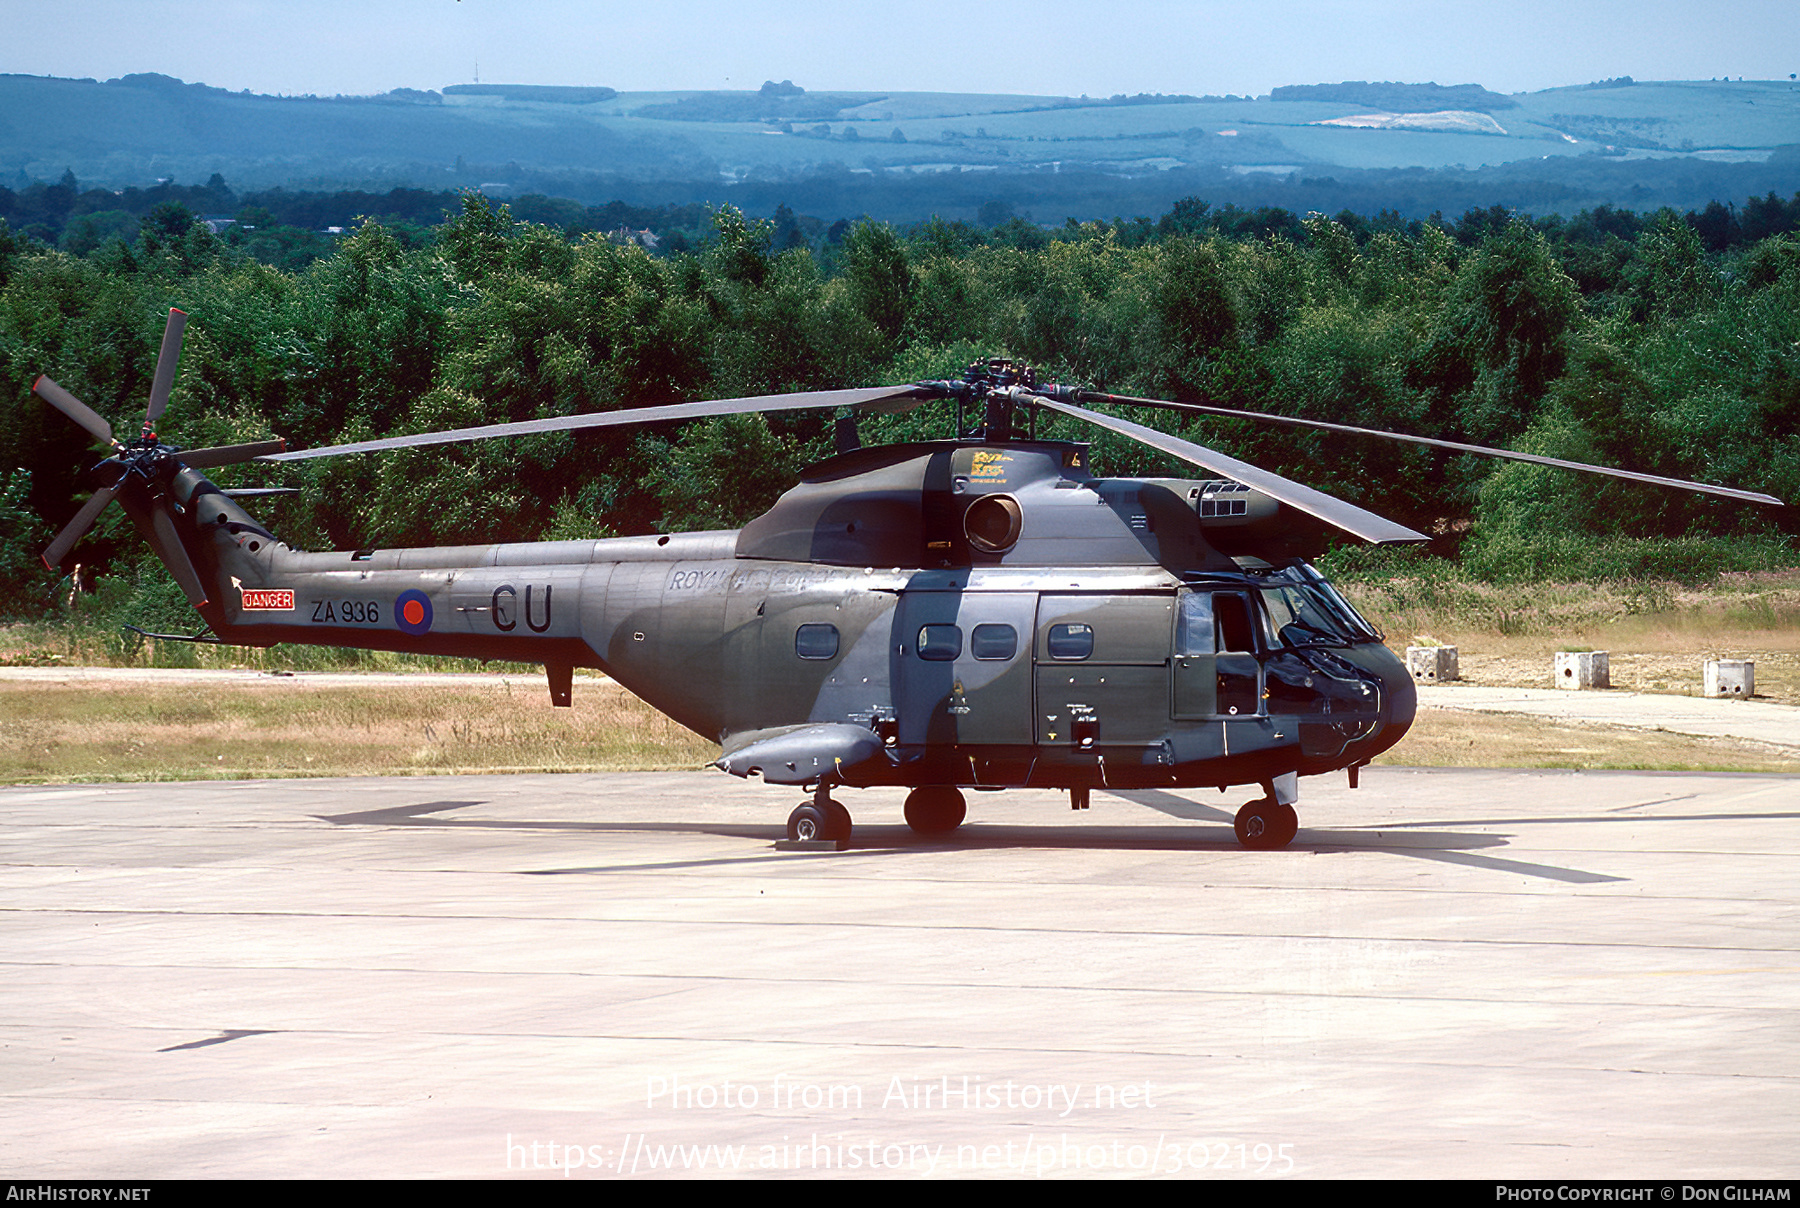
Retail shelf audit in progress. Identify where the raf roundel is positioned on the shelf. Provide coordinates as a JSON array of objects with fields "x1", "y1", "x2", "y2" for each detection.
[{"x1": 394, "y1": 589, "x2": 433, "y2": 636}]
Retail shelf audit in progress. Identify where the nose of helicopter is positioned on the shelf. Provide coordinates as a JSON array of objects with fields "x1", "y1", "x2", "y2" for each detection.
[{"x1": 1344, "y1": 641, "x2": 1418, "y2": 762}]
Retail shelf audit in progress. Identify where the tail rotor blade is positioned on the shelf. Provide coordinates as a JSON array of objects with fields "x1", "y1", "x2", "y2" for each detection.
[
  {"x1": 181, "y1": 438, "x2": 288, "y2": 468},
  {"x1": 149, "y1": 505, "x2": 210, "y2": 608},
  {"x1": 42, "y1": 485, "x2": 119, "y2": 569},
  {"x1": 33, "y1": 376, "x2": 116, "y2": 447},
  {"x1": 145, "y1": 307, "x2": 187, "y2": 428}
]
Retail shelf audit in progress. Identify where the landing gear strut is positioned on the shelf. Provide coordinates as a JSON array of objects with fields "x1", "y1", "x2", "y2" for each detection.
[
  {"x1": 1233, "y1": 798, "x2": 1298, "y2": 850},
  {"x1": 788, "y1": 783, "x2": 852, "y2": 842},
  {"x1": 903, "y1": 785, "x2": 966, "y2": 835}
]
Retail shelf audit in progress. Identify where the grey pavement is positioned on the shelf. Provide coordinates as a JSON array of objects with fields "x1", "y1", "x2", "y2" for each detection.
[
  {"x1": 1421, "y1": 683, "x2": 1800, "y2": 751},
  {"x1": 2, "y1": 767, "x2": 1796, "y2": 1179}
]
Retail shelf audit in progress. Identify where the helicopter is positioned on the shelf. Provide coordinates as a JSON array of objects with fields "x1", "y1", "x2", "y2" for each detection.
[{"x1": 33, "y1": 309, "x2": 1786, "y2": 849}]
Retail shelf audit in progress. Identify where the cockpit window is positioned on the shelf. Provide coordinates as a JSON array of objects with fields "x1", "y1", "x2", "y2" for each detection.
[
  {"x1": 1307, "y1": 577, "x2": 1382, "y2": 641},
  {"x1": 1214, "y1": 594, "x2": 1256, "y2": 654},
  {"x1": 1255, "y1": 565, "x2": 1381, "y2": 642},
  {"x1": 1260, "y1": 583, "x2": 1368, "y2": 647},
  {"x1": 1175, "y1": 590, "x2": 1213, "y2": 657}
]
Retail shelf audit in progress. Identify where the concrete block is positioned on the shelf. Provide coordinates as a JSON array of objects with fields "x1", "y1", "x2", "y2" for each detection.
[
  {"x1": 1704, "y1": 659, "x2": 1754, "y2": 698},
  {"x1": 1406, "y1": 645, "x2": 1459, "y2": 682},
  {"x1": 1555, "y1": 650, "x2": 1610, "y2": 690}
]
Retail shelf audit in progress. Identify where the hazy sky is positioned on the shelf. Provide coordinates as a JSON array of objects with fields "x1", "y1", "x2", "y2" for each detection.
[{"x1": 7, "y1": 0, "x2": 1799, "y2": 98}]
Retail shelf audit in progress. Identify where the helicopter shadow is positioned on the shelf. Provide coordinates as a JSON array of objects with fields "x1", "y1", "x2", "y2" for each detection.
[
  {"x1": 317, "y1": 796, "x2": 1626, "y2": 884},
  {"x1": 1106, "y1": 788, "x2": 1625, "y2": 883}
]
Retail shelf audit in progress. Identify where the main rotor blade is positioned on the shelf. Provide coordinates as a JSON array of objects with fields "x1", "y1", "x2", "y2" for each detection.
[
  {"x1": 149, "y1": 505, "x2": 210, "y2": 608},
  {"x1": 180, "y1": 438, "x2": 289, "y2": 468},
  {"x1": 144, "y1": 308, "x2": 187, "y2": 427},
  {"x1": 261, "y1": 385, "x2": 934, "y2": 463},
  {"x1": 1083, "y1": 392, "x2": 1787, "y2": 508},
  {"x1": 42, "y1": 485, "x2": 119, "y2": 569},
  {"x1": 1025, "y1": 392, "x2": 1431, "y2": 545},
  {"x1": 33, "y1": 376, "x2": 115, "y2": 447}
]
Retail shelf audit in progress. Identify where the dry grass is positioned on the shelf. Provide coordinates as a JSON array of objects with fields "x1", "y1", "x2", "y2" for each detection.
[
  {"x1": 2, "y1": 670, "x2": 1790, "y2": 785},
  {"x1": 3, "y1": 571, "x2": 1796, "y2": 784},
  {"x1": 1339, "y1": 568, "x2": 1800, "y2": 773},
  {"x1": 1341, "y1": 569, "x2": 1800, "y2": 705},
  {"x1": 0, "y1": 676, "x2": 719, "y2": 784},
  {"x1": 0, "y1": 621, "x2": 540, "y2": 676}
]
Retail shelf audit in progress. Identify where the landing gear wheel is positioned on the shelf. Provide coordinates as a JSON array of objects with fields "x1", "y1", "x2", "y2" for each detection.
[
  {"x1": 788, "y1": 800, "x2": 851, "y2": 842},
  {"x1": 1273, "y1": 801, "x2": 1298, "y2": 847},
  {"x1": 904, "y1": 786, "x2": 966, "y2": 835},
  {"x1": 824, "y1": 799, "x2": 852, "y2": 839},
  {"x1": 1234, "y1": 798, "x2": 1298, "y2": 850}
]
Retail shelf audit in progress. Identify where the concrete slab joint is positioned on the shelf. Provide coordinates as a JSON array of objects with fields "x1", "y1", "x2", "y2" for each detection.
[
  {"x1": 1555, "y1": 650, "x2": 1609, "y2": 690},
  {"x1": 1704, "y1": 658, "x2": 1754, "y2": 698}
]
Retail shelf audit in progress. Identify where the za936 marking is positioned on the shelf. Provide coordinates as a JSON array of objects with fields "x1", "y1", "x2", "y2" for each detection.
[{"x1": 311, "y1": 598, "x2": 382, "y2": 624}]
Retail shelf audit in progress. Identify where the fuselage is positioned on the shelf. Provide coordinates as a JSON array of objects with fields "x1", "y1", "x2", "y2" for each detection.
[{"x1": 139, "y1": 437, "x2": 1415, "y2": 795}]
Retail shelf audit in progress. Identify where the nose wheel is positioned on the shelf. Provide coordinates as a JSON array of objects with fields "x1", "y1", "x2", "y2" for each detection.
[
  {"x1": 788, "y1": 796, "x2": 852, "y2": 842},
  {"x1": 1234, "y1": 798, "x2": 1298, "y2": 850}
]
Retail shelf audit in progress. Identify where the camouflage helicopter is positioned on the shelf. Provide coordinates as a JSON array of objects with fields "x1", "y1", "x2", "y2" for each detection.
[{"x1": 34, "y1": 310, "x2": 1785, "y2": 848}]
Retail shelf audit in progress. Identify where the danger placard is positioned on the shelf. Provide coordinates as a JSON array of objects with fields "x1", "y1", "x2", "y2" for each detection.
[{"x1": 239, "y1": 588, "x2": 295, "y2": 610}]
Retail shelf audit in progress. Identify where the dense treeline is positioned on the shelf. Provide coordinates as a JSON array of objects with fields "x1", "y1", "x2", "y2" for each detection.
[
  {"x1": 11, "y1": 168, "x2": 1800, "y2": 266},
  {"x1": 1, "y1": 189, "x2": 1796, "y2": 625},
  {"x1": 0, "y1": 172, "x2": 716, "y2": 273}
]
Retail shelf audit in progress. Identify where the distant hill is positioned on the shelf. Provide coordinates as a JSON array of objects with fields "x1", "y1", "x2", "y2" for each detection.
[
  {"x1": 442, "y1": 84, "x2": 617, "y2": 104},
  {"x1": 632, "y1": 91, "x2": 882, "y2": 124},
  {"x1": 1270, "y1": 81, "x2": 1518, "y2": 112},
  {"x1": 2, "y1": 72, "x2": 1797, "y2": 223}
]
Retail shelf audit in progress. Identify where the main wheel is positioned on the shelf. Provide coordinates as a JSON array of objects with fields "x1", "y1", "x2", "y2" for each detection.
[
  {"x1": 1272, "y1": 801, "x2": 1298, "y2": 847},
  {"x1": 824, "y1": 799, "x2": 853, "y2": 839},
  {"x1": 788, "y1": 800, "x2": 850, "y2": 842},
  {"x1": 903, "y1": 786, "x2": 967, "y2": 835},
  {"x1": 1234, "y1": 798, "x2": 1298, "y2": 850}
]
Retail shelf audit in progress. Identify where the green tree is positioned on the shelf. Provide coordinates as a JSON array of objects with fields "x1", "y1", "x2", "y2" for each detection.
[
  {"x1": 1629, "y1": 210, "x2": 1718, "y2": 319},
  {"x1": 840, "y1": 220, "x2": 912, "y2": 341},
  {"x1": 640, "y1": 414, "x2": 806, "y2": 530},
  {"x1": 0, "y1": 468, "x2": 52, "y2": 618}
]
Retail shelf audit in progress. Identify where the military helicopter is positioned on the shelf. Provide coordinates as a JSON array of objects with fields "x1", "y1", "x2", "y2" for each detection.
[{"x1": 33, "y1": 309, "x2": 1785, "y2": 849}]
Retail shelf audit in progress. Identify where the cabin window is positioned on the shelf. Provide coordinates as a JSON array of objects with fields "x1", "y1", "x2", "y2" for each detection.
[
  {"x1": 794, "y1": 623, "x2": 840, "y2": 660},
  {"x1": 917, "y1": 624, "x2": 963, "y2": 661},
  {"x1": 970, "y1": 623, "x2": 1018, "y2": 660},
  {"x1": 1046, "y1": 622, "x2": 1094, "y2": 660}
]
